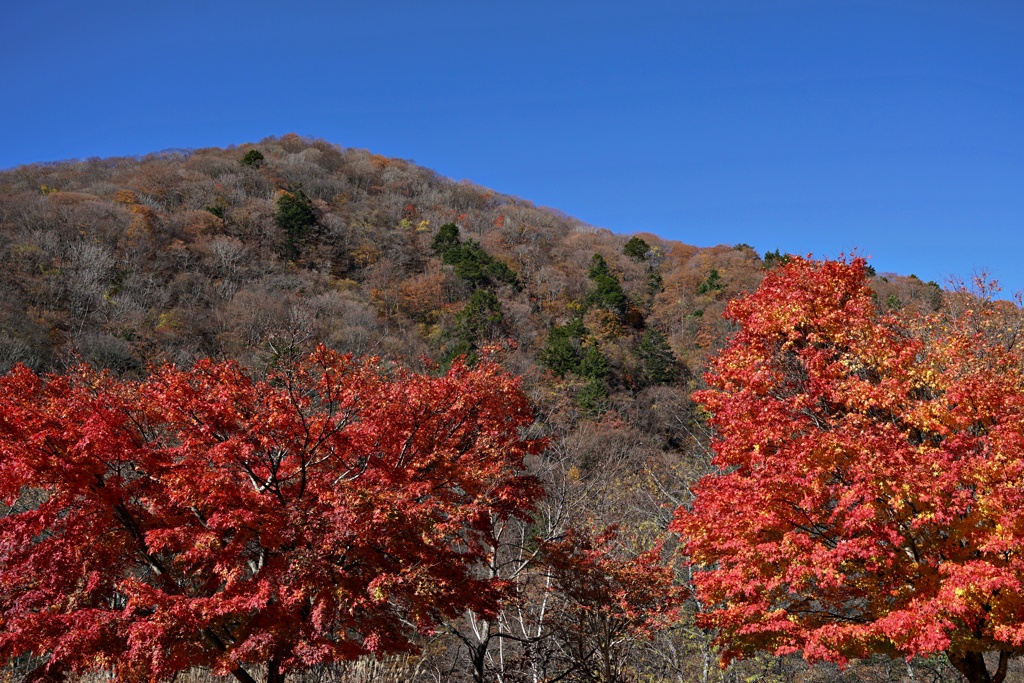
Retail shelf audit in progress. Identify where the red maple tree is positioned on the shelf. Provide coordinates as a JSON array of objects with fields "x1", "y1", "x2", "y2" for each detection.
[
  {"x1": 674, "y1": 257, "x2": 1024, "y2": 683},
  {"x1": 540, "y1": 527, "x2": 683, "y2": 682},
  {"x1": 0, "y1": 347, "x2": 544, "y2": 683}
]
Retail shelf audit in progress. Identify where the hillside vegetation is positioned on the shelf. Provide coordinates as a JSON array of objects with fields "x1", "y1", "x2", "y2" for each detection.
[{"x1": 0, "y1": 135, "x2": 979, "y2": 682}]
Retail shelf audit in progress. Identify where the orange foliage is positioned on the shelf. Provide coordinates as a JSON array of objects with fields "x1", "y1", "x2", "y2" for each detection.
[{"x1": 675, "y1": 257, "x2": 1024, "y2": 683}]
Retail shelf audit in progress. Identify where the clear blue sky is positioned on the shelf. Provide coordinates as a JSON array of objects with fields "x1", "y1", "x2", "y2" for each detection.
[{"x1": 3, "y1": 1, "x2": 1022, "y2": 294}]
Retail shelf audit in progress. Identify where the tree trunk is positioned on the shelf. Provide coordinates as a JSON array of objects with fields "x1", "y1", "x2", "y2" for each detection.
[
  {"x1": 227, "y1": 658, "x2": 285, "y2": 683},
  {"x1": 267, "y1": 658, "x2": 286, "y2": 683},
  {"x1": 947, "y1": 650, "x2": 1011, "y2": 683},
  {"x1": 472, "y1": 642, "x2": 487, "y2": 683},
  {"x1": 229, "y1": 667, "x2": 259, "y2": 683}
]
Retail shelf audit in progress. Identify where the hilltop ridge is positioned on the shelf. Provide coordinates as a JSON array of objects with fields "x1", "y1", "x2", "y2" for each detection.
[{"x1": 0, "y1": 134, "x2": 942, "y2": 379}]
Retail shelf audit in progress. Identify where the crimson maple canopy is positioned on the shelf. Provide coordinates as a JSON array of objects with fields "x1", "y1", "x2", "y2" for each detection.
[{"x1": 0, "y1": 347, "x2": 543, "y2": 683}]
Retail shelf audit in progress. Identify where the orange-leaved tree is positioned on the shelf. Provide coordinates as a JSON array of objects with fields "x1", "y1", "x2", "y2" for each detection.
[
  {"x1": 0, "y1": 347, "x2": 544, "y2": 683},
  {"x1": 673, "y1": 257, "x2": 1024, "y2": 683},
  {"x1": 540, "y1": 527, "x2": 683, "y2": 683}
]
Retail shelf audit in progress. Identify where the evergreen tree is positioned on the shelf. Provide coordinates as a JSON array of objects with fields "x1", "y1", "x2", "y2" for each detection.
[
  {"x1": 448, "y1": 289, "x2": 505, "y2": 362},
  {"x1": 623, "y1": 236, "x2": 651, "y2": 262},
  {"x1": 634, "y1": 328, "x2": 679, "y2": 385},
  {"x1": 432, "y1": 224, "x2": 520, "y2": 290},
  {"x1": 588, "y1": 253, "x2": 612, "y2": 279},
  {"x1": 646, "y1": 269, "x2": 664, "y2": 296},
  {"x1": 538, "y1": 316, "x2": 611, "y2": 422},
  {"x1": 275, "y1": 188, "x2": 318, "y2": 257},
  {"x1": 696, "y1": 268, "x2": 725, "y2": 295},
  {"x1": 575, "y1": 376, "x2": 609, "y2": 417},
  {"x1": 539, "y1": 319, "x2": 588, "y2": 378},
  {"x1": 762, "y1": 249, "x2": 791, "y2": 270},
  {"x1": 482, "y1": 257, "x2": 519, "y2": 289},
  {"x1": 579, "y1": 343, "x2": 610, "y2": 381},
  {"x1": 586, "y1": 254, "x2": 627, "y2": 314},
  {"x1": 431, "y1": 223, "x2": 462, "y2": 261},
  {"x1": 240, "y1": 149, "x2": 265, "y2": 168}
]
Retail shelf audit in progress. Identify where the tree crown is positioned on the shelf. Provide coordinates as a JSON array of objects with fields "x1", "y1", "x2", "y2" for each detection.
[
  {"x1": 0, "y1": 348, "x2": 544, "y2": 683},
  {"x1": 674, "y1": 257, "x2": 1024, "y2": 683}
]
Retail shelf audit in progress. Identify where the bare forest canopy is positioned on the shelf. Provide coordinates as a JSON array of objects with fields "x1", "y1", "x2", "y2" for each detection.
[
  {"x1": 0, "y1": 134, "x2": 973, "y2": 682},
  {"x1": 0, "y1": 134, "x2": 944, "y2": 381}
]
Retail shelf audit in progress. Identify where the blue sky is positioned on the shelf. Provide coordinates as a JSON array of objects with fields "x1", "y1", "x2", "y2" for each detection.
[{"x1": 3, "y1": 1, "x2": 1022, "y2": 294}]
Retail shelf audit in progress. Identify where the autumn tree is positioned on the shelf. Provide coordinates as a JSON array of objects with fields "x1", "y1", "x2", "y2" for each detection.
[
  {"x1": 0, "y1": 347, "x2": 543, "y2": 683},
  {"x1": 674, "y1": 257, "x2": 1024, "y2": 683},
  {"x1": 540, "y1": 527, "x2": 683, "y2": 682}
]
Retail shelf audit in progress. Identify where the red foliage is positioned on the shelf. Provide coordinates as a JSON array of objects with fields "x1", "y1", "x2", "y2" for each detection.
[
  {"x1": 673, "y1": 257, "x2": 1024, "y2": 683},
  {"x1": 0, "y1": 347, "x2": 543, "y2": 683},
  {"x1": 541, "y1": 527, "x2": 683, "y2": 681}
]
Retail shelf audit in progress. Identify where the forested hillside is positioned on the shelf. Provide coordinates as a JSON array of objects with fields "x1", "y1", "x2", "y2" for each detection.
[{"x1": 0, "y1": 135, "x2": 977, "y2": 682}]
